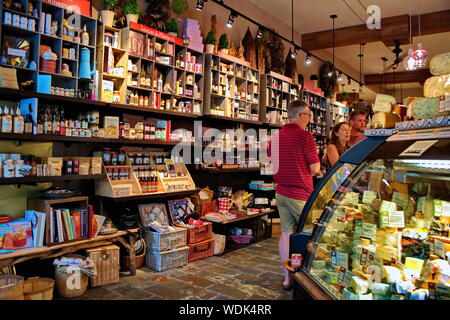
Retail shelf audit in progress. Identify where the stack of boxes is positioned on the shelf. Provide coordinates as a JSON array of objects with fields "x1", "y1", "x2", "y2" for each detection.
[{"x1": 182, "y1": 19, "x2": 204, "y2": 53}]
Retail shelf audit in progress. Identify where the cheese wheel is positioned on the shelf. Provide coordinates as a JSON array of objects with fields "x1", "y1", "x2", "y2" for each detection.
[
  {"x1": 412, "y1": 97, "x2": 440, "y2": 119},
  {"x1": 424, "y1": 74, "x2": 450, "y2": 97},
  {"x1": 373, "y1": 94, "x2": 396, "y2": 112},
  {"x1": 430, "y1": 52, "x2": 450, "y2": 76},
  {"x1": 371, "y1": 112, "x2": 401, "y2": 129}
]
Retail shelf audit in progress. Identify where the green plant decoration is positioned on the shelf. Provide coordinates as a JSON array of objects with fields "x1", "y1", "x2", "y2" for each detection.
[
  {"x1": 261, "y1": 31, "x2": 285, "y2": 74},
  {"x1": 104, "y1": 0, "x2": 118, "y2": 10},
  {"x1": 123, "y1": 0, "x2": 141, "y2": 16},
  {"x1": 319, "y1": 61, "x2": 337, "y2": 98},
  {"x1": 310, "y1": 74, "x2": 318, "y2": 81},
  {"x1": 166, "y1": 19, "x2": 179, "y2": 34},
  {"x1": 341, "y1": 92, "x2": 349, "y2": 100},
  {"x1": 172, "y1": 0, "x2": 188, "y2": 14},
  {"x1": 218, "y1": 34, "x2": 230, "y2": 50},
  {"x1": 205, "y1": 31, "x2": 216, "y2": 45},
  {"x1": 141, "y1": 0, "x2": 171, "y2": 31}
]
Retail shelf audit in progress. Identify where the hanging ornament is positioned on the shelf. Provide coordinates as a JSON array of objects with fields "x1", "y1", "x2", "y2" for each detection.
[
  {"x1": 412, "y1": 43, "x2": 428, "y2": 68},
  {"x1": 403, "y1": 48, "x2": 417, "y2": 71}
]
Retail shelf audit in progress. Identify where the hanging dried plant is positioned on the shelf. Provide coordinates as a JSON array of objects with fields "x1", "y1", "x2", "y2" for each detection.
[{"x1": 319, "y1": 61, "x2": 337, "y2": 98}]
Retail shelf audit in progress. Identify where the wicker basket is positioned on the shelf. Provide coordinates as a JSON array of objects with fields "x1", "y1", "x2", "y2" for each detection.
[
  {"x1": 184, "y1": 223, "x2": 213, "y2": 244},
  {"x1": 121, "y1": 239, "x2": 146, "y2": 272},
  {"x1": 144, "y1": 227, "x2": 187, "y2": 252},
  {"x1": 146, "y1": 246, "x2": 189, "y2": 272},
  {"x1": 0, "y1": 275, "x2": 24, "y2": 300},
  {"x1": 85, "y1": 245, "x2": 120, "y2": 287},
  {"x1": 188, "y1": 238, "x2": 214, "y2": 262},
  {"x1": 54, "y1": 253, "x2": 90, "y2": 299},
  {"x1": 213, "y1": 233, "x2": 226, "y2": 255},
  {"x1": 230, "y1": 235, "x2": 253, "y2": 244},
  {"x1": 23, "y1": 277, "x2": 54, "y2": 300}
]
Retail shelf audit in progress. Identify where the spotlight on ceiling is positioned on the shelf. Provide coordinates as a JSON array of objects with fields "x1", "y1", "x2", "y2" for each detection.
[
  {"x1": 347, "y1": 76, "x2": 352, "y2": 86},
  {"x1": 305, "y1": 53, "x2": 312, "y2": 65},
  {"x1": 359, "y1": 84, "x2": 364, "y2": 92},
  {"x1": 227, "y1": 10, "x2": 237, "y2": 28},
  {"x1": 327, "y1": 70, "x2": 334, "y2": 77},
  {"x1": 291, "y1": 46, "x2": 298, "y2": 59},
  {"x1": 256, "y1": 27, "x2": 263, "y2": 39},
  {"x1": 196, "y1": 0, "x2": 206, "y2": 11},
  {"x1": 337, "y1": 71, "x2": 343, "y2": 82}
]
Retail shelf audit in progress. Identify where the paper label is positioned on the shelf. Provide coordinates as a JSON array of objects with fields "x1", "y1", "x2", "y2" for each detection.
[
  {"x1": 354, "y1": 220, "x2": 362, "y2": 239},
  {"x1": 392, "y1": 192, "x2": 409, "y2": 209},
  {"x1": 331, "y1": 251, "x2": 349, "y2": 269},
  {"x1": 7, "y1": 48, "x2": 26, "y2": 57},
  {"x1": 388, "y1": 211, "x2": 405, "y2": 228},
  {"x1": 417, "y1": 197, "x2": 426, "y2": 213},
  {"x1": 337, "y1": 266, "x2": 346, "y2": 285},
  {"x1": 362, "y1": 223, "x2": 377, "y2": 241},
  {"x1": 362, "y1": 191, "x2": 377, "y2": 204},
  {"x1": 360, "y1": 248, "x2": 369, "y2": 266},
  {"x1": 399, "y1": 140, "x2": 438, "y2": 157},
  {"x1": 433, "y1": 200, "x2": 450, "y2": 217},
  {"x1": 345, "y1": 192, "x2": 359, "y2": 206},
  {"x1": 434, "y1": 239, "x2": 446, "y2": 259}
]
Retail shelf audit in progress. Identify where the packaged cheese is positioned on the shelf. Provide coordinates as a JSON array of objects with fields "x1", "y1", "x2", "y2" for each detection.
[
  {"x1": 430, "y1": 52, "x2": 450, "y2": 76},
  {"x1": 373, "y1": 94, "x2": 396, "y2": 112},
  {"x1": 383, "y1": 266, "x2": 403, "y2": 283},
  {"x1": 412, "y1": 97, "x2": 440, "y2": 119},
  {"x1": 424, "y1": 74, "x2": 450, "y2": 98},
  {"x1": 371, "y1": 112, "x2": 401, "y2": 129},
  {"x1": 351, "y1": 276, "x2": 369, "y2": 295}
]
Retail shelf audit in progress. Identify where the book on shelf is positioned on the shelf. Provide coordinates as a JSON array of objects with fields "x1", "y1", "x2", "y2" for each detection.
[{"x1": 24, "y1": 210, "x2": 46, "y2": 247}]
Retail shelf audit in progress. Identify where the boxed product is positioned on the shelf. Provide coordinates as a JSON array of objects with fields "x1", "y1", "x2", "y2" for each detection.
[
  {"x1": 0, "y1": 219, "x2": 33, "y2": 249},
  {"x1": 103, "y1": 116, "x2": 119, "y2": 139},
  {"x1": 43, "y1": 157, "x2": 63, "y2": 176},
  {"x1": 90, "y1": 157, "x2": 103, "y2": 175},
  {"x1": 102, "y1": 80, "x2": 114, "y2": 103}
]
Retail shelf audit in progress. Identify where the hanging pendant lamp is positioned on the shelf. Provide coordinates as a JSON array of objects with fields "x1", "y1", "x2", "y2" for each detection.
[
  {"x1": 403, "y1": 11, "x2": 417, "y2": 71},
  {"x1": 412, "y1": 0, "x2": 428, "y2": 68}
]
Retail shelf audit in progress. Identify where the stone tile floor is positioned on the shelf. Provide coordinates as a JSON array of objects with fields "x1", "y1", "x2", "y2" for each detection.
[{"x1": 77, "y1": 238, "x2": 293, "y2": 300}]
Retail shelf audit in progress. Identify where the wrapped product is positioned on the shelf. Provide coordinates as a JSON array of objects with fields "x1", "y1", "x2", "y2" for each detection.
[
  {"x1": 406, "y1": 289, "x2": 429, "y2": 300},
  {"x1": 390, "y1": 280, "x2": 415, "y2": 295},
  {"x1": 351, "y1": 276, "x2": 369, "y2": 295},
  {"x1": 373, "y1": 94, "x2": 396, "y2": 112},
  {"x1": 383, "y1": 266, "x2": 403, "y2": 283},
  {"x1": 412, "y1": 97, "x2": 440, "y2": 119},
  {"x1": 371, "y1": 112, "x2": 401, "y2": 129},
  {"x1": 342, "y1": 287, "x2": 373, "y2": 300},
  {"x1": 430, "y1": 52, "x2": 450, "y2": 76},
  {"x1": 371, "y1": 282, "x2": 391, "y2": 296},
  {"x1": 424, "y1": 74, "x2": 450, "y2": 98}
]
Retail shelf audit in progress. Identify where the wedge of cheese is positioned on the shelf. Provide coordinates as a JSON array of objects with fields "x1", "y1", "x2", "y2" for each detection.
[
  {"x1": 373, "y1": 94, "x2": 396, "y2": 112},
  {"x1": 424, "y1": 74, "x2": 450, "y2": 97},
  {"x1": 351, "y1": 276, "x2": 369, "y2": 295},
  {"x1": 430, "y1": 52, "x2": 450, "y2": 76},
  {"x1": 371, "y1": 112, "x2": 401, "y2": 129},
  {"x1": 412, "y1": 97, "x2": 440, "y2": 119}
]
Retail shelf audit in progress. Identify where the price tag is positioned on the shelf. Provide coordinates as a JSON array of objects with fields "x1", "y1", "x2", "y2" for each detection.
[
  {"x1": 360, "y1": 248, "x2": 369, "y2": 266},
  {"x1": 337, "y1": 266, "x2": 346, "y2": 285},
  {"x1": 434, "y1": 239, "x2": 446, "y2": 259},
  {"x1": 399, "y1": 140, "x2": 438, "y2": 157},
  {"x1": 362, "y1": 191, "x2": 377, "y2": 204}
]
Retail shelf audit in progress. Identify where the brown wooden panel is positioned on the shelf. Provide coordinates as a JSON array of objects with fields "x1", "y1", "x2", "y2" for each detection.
[
  {"x1": 365, "y1": 69, "x2": 432, "y2": 85},
  {"x1": 411, "y1": 10, "x2": 450, "y2": 37}
]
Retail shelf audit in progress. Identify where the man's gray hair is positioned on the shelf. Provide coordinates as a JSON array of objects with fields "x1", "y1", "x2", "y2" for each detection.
[{"x1": 288, "y1": 100, "x2": 310, "y2": 120}]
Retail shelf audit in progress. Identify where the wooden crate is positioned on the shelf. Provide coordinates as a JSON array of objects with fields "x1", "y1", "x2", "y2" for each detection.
[
  {"x1": 85, "y1": 245, "x2": 120, "y2": 287},
  {"x1": 188, "y1": 238, "x2": 214, "y2": 263},
  {"x1": 146, "y1": 246, "x2": 189, "y2": 272},
  {"x1": 27, "y1": 196, "x2": 89, "y2": 246},
  {"x1": 144, "y1": 227, "x2": 187, "y2": 252}
]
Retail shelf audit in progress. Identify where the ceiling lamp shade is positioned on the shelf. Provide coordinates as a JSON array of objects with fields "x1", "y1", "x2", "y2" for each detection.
[
  {"x1": 412, "y1": 43, "x2": 428, "y2": 68},
  {"x1": 403, "y1": 48, "x2": 417, "y2": 71}
]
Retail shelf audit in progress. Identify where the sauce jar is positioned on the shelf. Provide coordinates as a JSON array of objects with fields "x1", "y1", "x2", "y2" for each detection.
[
  {"x1": 135, "y1": 153, "x2": 143, "y2": 165},
  {"x1": 118, "y1": 148, "x2": 125, "y2": 165},
  {"x1": 111, "y1": 151, "x2": 118, "y2": 166},
  {"x1": 103, "y1": 148, "x2": 111, "y2": 166}
]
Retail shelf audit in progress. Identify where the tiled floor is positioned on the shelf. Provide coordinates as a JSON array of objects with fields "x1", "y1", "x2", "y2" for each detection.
[{"x1": 77, "y1": 238, "x2": 293, "y2": 300}]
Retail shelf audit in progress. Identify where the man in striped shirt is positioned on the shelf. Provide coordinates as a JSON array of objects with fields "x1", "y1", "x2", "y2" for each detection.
[{"x1": 269, "y1": 100, "x2": 320, "y2": 290}]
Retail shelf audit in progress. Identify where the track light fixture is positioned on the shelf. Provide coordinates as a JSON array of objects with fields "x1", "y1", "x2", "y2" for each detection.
[
  {"x1": 196, "y1": 0, "x2": 207, "y2": 11},
  {"x1": 256, "y1": 27, "x2": 263, "y2": 39},
  {"x1": 359, "y1": 84, "x2": 364, "y2": 92},
  {"x1": 337, "y1": 71, "x2": 343, "y2": 82},
  {"x1": 347, "y1": 76, "x2": 351, "y2": 86},
  {"x1": 305, "y1": 53, "x2": 312, "y2": 65},
  {"x1": 227, "y1": 10, "x2": 238, "y2": 28},
  {"x1": 291, "y1": 46, "x2": 298, "y2": 59}
]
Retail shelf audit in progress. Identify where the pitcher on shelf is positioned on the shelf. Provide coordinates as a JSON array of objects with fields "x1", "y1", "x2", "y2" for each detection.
[{"x1": 79, "y1": 47, "x2": 96, "y2": 79}]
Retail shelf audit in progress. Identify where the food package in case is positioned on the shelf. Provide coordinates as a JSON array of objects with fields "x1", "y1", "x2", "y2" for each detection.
[
  {"x1": 383, "y1": 265, "x2": 402, "y2": 283},
  {"x1": 351, "y1": 276, "x2": 369, "y2": 295},
  {"x1": 424, "y1": 74, "x2": 450, "y2": 98},
  {"x1": 430, "y1": 52, "x2": 450, "y2": 76}
]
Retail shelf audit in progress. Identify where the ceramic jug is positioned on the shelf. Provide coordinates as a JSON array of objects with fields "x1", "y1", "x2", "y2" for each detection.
[{"x1": 79, "y1": 47, "x2": 96, "y2": 79}]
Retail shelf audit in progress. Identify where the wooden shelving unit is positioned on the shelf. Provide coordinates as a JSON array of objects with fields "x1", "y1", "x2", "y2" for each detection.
[
  {"x1": 260, "y1": 72, "x2": 300, "y2": 126},
  {"x1": 0, "y1": 174, "x2": 105, "y2": 185},
  {"x1": 0, "y1": 1, "x2": 97, "y2": 95},
  {"x1": 121, "y1": 22, "x2": 204, "y2": 115},
  {"x1": 204, "y1": 53, "x2": 260, "y2": 121}
]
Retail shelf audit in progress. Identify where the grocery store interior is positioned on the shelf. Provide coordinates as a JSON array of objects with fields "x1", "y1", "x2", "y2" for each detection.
[{"x1": 0, "y1": 0, "x2": 449, "y2": 301}]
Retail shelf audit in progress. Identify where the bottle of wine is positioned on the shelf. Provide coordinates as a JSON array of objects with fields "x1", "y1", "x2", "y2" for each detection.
[
  {"x1": 140, "y1": 68, "x2": 146, "y2": 87},
  {"x1": 1, "y1": 105, "x2": 12, "y2": 133},
  {"x1": 59, "y1": 108, "x2": 66, "y2": 136},
  {"x1": 13, "y1": 104, "x2": 24, "y2": 134}
]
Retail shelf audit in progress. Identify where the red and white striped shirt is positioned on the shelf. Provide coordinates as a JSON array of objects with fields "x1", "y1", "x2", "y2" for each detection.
[{"x1": 269, "y1": 123, "x2": 319, "y2": 201}]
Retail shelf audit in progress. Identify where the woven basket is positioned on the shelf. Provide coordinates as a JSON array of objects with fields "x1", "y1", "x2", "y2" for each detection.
[
  {"x1": 23, "y1": 277, "x2": 54, "y2": 300},
  {"x1": 85, "y1": 245, "x2": 120, "y2": 287},
  {"x1": 188, "y1": 238, "x2": 214, "y2": 262},
  {"x1": 144, "y1": 227, "x2": 187, "y2": 252},
  {"x1": 213, "y1": 233, "x2": 226, "y2": 255},
  {"x1": 0, "y1": 275, "x2": 24, "y2": 300},
  {"x1": 185, "y1": 223, "x2": 213, "y2": 244},
  {"x1": 54, "y1": 254, "x2": 89, "y2": 298},
  {"x1": 146, "y1": 246, "x2": 188, "y2": 272}
]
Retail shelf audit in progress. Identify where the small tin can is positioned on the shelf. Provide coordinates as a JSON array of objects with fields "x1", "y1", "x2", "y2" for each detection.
[{"x1": 291, "y1": 254, "x2": 303, "y2": 269}]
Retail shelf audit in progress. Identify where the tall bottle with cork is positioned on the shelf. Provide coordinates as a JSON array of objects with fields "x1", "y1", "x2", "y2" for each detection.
[
  {"x1": 13, "y1": 104, "x2": 24, "y2": 134},
  {"x1": 1, "y1": 105, "x2": 13, "y2": 133}
]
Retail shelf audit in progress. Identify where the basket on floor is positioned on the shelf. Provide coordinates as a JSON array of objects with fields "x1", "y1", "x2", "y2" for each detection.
[
  {"x1": 54, "y1": 254, "x2": 89, "y2": 298},
  {"x1": 213, "y1": 233, "x2": 226, "y2": 255},
  {"x1": 230, "y1": 234, "x2": 253, "y2": 244},
  {"x1": 121, "y1": 238, "x2": 146, "y2": 271},
  {"x1": 0, "y1": 275, "x2": 24, "y2": 300},
  {"x1": 23, "y1": 277, "x2": 54, "y2": 300}
]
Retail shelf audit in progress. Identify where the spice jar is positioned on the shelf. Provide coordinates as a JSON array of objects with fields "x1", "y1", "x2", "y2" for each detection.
[
  {"x1": 135, "y1": 153, "x2": 143, "y2": 165},
  {"x1": 103, "y1": 148, "x2": 111, "y2": 165},
  {"x1": 111, "y1": 151, "x2": 118, "y2": 166},
  {"x1": 143, "y1": 153, "x2": 150, "y2": 165},
  {"x1": 118, "y1": 148, "x2": 125, "y2": 165},
  {"x1": 112, "y1": 167, "x2": 119, "y2": 180}
]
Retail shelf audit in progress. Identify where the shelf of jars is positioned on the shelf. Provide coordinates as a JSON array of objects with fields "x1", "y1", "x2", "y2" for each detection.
[
  {"x1": 0, "y1": 0, "x2": 97, "y2": 97},
  {"x1": 95, "y1": 150, "x2": 196, "y2": 198},
  {"x1": 330, "y1": 101, "x2": 350, "y2": 127},
  {"x1": 121, "y1": 22, "x2": 204, "y2": 116},
  {"x1": 260, "y1": 72, "x2": 300, "y2": 126},
  {"x1": 203, "y1": 53, "x2": 260, "y2": 122}
]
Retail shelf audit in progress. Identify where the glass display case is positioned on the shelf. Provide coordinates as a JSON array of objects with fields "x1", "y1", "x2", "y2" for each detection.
[{"x1": 291, "y1": 130, "x2": 450, "y2": 300}]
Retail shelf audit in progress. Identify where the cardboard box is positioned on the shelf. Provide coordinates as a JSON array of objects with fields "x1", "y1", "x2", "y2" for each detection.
[
  {"x1": 0, "y1": 219, "x2": 33, "y2": 249},
  {"x1": 104, "y1": 116, "x2": 119, "y2": 139}
]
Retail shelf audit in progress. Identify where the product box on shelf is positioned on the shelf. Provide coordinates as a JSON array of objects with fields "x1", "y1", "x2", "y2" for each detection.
[{"x1": 0, "y1": 219, "x2": 33, "y2": 249}]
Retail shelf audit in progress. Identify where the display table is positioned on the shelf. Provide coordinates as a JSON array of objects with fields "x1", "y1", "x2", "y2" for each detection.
[
  {"x1": 0, "y1": 229, "x2": 139, "y2": 276},
  {"x1": 205, "y1": 209, "x2": 276, "y2": 252}
]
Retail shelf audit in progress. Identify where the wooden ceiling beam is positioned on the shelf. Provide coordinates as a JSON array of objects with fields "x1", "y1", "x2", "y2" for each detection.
[
  {"x1": 301, "y1": 10, "x2": 450, "y2": 51},
  {"x1": 365, "y1": 69, "x2": 432, "y2": 86}
]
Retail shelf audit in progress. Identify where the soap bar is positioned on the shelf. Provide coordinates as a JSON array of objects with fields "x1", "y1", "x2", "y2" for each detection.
[
  {"x1": 371, "y1": 112, "x2": 401, "y2": 129},
  {"x1": 424, "y1": 74, "x2": 450, "y2": 98},
  {"x1": 412, "y1": 97, "x2": 440, "y2": 119},
  {"x1": 383, "y1": 266, "x2": 403, "y2": 283},
  {"x1": 373, "y1": 94, "x2": 396, "y2": 112},
  {"x1": 430, "y1": 52, "x2": 450, "y2": 76},
  {"x1": 351, "y1": 276, "x2": 369, "y2": 295},
  {"x1": 371, "y1": 282, "x2": 391, "y2": 296}
]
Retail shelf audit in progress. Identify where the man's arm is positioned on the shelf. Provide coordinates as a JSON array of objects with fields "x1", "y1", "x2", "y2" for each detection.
[{"x1": 310, "y1": 162, "x2": 321, "y2": 176}]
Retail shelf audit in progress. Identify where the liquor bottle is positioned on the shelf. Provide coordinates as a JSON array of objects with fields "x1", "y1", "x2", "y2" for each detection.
[
  {"x1": 145, "y1": 66, "x2": 152, "y2": 88},
  {"x1": 13, "y1": 104, "x2": 24, "y2": 134},
  {"x1": 24, "y1": 111, "x2": 33, "y2": 134},
  {"x1": 139, "y1": 94, "x2": 144, "y2": 107},
  {"x1": 144, "y1": 95, "x2": 149, "y2": 107},
  {"x1": 59, "y1": 108, "x2": 66, "y2": 136},
  {"x1": 153, "y1": 71, "x2": 158, "y2": 90},
  {"x1": 157, "y1": 75, "x2": 163, "y2": 92},
  {"x1": 43, "y1": 113, "x2": 51, "y2": 134},
  {"x1": 1, "y1": 105, "x2": 12, "y2": 133},
  {"x1": 139, "y1": 68, "x2": 146, "y2": 87},
  {"x1": 52, "y1": 107, "x2": 59, "y2": 135}
]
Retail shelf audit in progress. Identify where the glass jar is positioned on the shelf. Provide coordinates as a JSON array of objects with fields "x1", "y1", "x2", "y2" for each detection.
[
  {"x1": 135, "y1": 153, "x2": 143, "y2": 165},
  {"x1": 103, "y1": 148, "x2": 111, "y2": 166},
  {"x1": 128, "y1": 153, "x2": 135, "y2": 165},
  {"x1": 112, "y1": 167, "x2": 119, "y2": 180},
  {"x1": 143, "y1": 154, "x2": 150, "y2": 165}
]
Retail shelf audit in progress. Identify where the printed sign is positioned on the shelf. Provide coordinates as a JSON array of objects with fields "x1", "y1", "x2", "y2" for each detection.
[
  {"x1": 399, "y1": 140, "x2": 438, "y2": 157},
  {"x1": 434, "y1": 239, "x2": 446, "y2": 259},
  {"x1": 130, "y1": 22, "x2": 184, "y2": 46},
  {"x1": 43, "y1": 0, "x2": 91, "y2": 16}
]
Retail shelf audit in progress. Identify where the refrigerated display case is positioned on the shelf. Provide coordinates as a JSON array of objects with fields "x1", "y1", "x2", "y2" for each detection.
[{"x1": 290, "y1": 127, "x2": 450, "y2": 300}]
